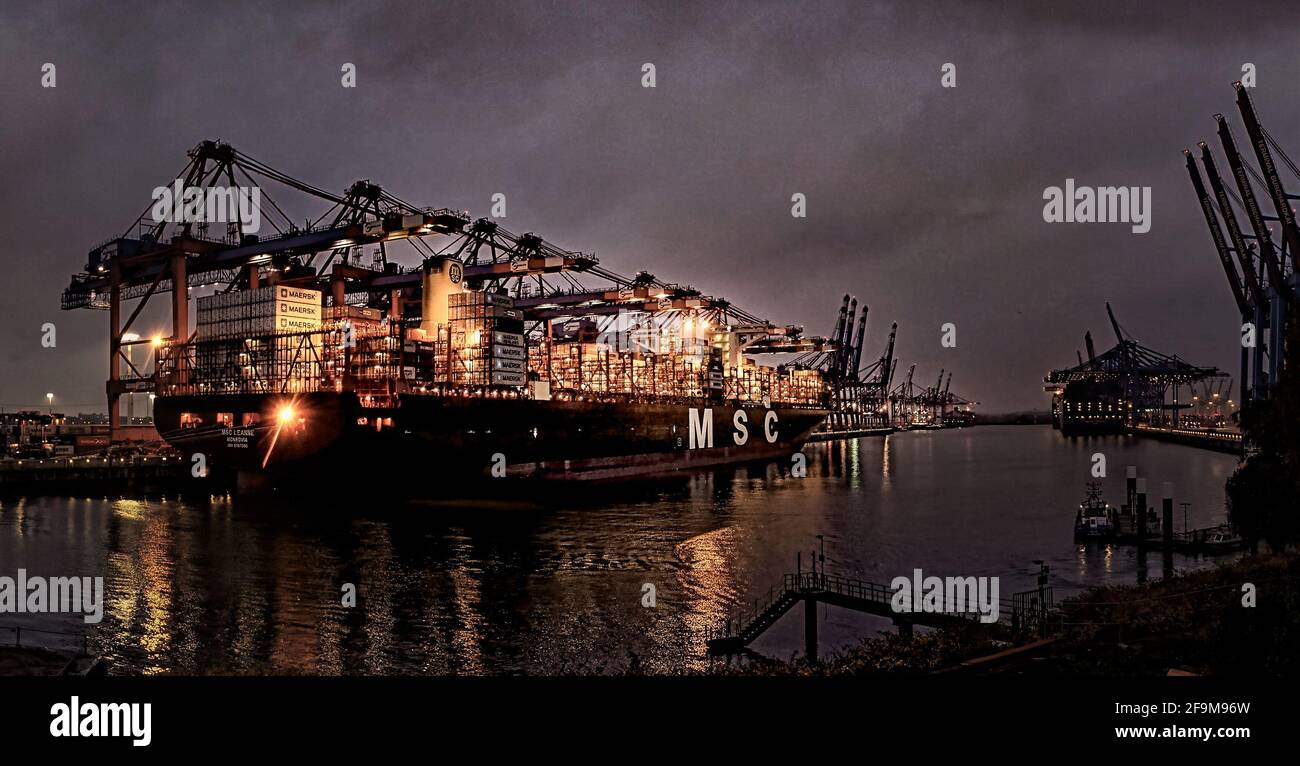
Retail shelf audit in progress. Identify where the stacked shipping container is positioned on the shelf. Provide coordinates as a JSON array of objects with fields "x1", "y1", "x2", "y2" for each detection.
[
  {"x1": 168, "y1": 286, "x2": 824, "y2": 406},
  {"x1": 447, "y1": 291, "x2": 527, "y2": 387},
  {"x1": 192, "y1": 286, "x2": 324, "y2": 393},
  {"x1": 195, "y1": 285, "x2": 323, "y2": 339},
  {"x1": 527, "y1": 340, "x2": 819, "y2": 405}
]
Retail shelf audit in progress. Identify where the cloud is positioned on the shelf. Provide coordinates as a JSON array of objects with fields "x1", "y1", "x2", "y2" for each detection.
[{"x1": 0, "y1": 0, "x2": 1295, "y2": 412}]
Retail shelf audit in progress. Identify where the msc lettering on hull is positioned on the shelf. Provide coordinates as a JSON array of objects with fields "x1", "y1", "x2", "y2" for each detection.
[{"x1": 688, "y1": 408, "x2": 779, "y2": 449}]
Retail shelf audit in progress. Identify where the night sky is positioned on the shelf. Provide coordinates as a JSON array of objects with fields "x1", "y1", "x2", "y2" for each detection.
[{"x1": 1, "y1": 0, "x2": 1296, "y2": 413}]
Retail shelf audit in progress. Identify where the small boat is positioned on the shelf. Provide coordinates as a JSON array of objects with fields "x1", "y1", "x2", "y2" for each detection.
[
  {"x1": 1074, "y1": 482, "x2": 1116, "y2": 541},
  {"x1": 1186, "y1": 524, "x2": 1244, "y2": 553}
]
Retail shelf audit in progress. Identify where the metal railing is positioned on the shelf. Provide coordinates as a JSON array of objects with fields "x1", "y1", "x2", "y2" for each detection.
[
  {"x1": 1133, "y1": 423, "x2": 1242, "y2": 442},
  {"x1": 708, "y1": 572, "x2": 1055, "y2": 643},
  {"x1": 1, "y1": 624, "x2": 90, "y2": 654},
  {"x1": 785, "y1": 572, "x2": 894, "y2": 602}
]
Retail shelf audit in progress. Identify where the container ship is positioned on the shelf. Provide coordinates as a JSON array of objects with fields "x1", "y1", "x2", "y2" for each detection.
[
  {"x1": 59, "y1": 142, "x2": 842, "y2": 489},
  {"x1": 1053, "y1": 379, "x2": 1129, "y2": 435},
  {"x1": 1044, "y1": 304, "x2": 1223, "y2": 437},
  {"x1": 152, "y1": 266, "x2": 828, "y2": 485}
]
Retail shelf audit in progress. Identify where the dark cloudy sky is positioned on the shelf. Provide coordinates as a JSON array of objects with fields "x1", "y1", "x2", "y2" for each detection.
[{"x1": 1, "y1": 0, "x2": 1296, "y2": 413}]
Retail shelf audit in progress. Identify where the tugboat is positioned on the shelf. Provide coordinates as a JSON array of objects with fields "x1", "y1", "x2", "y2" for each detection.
[{"x1": 1074, "y1": 482, "x2": 1116, "y2": 541}]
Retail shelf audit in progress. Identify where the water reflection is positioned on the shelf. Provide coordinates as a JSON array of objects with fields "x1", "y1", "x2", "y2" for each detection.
[
  {"x1": 0, "y1": 426, "x2": 1237, "y2": 674},
  {"x1": 675, "y1": 525, "x2": 740, "y2": 672}
]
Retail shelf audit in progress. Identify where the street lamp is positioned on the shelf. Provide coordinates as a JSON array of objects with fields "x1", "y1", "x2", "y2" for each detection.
[
  {"x1": 122, "y1": 333, "x2": 139, "y2": 422},
  {"x1": 150, "y1": 335, "x2": 165, "y2": 381},
  {"x1": 43, "y1": 393, "x2": 54, "y2": 448}
]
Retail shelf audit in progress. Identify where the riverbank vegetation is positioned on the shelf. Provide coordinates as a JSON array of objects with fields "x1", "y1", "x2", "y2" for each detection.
[
  {"x1": 1052, "y1": 552, "x2": 1300, "y2": 675},
  {"x1": 1226, "y1": 318, "x2": 1300, "y2": 551},
  {"x1": 718, "y1": 627, "x2": 994, "y2": 676}
]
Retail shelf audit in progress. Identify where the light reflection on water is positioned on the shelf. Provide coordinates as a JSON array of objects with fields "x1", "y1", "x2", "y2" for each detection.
[{"x1": 0, "y1": 426, "x2": 1236, "y2": 674}]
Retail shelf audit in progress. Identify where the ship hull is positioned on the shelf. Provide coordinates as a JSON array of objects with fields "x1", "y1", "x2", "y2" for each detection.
[
  {"x1": 1055, "y1": 379, "x2": 1128, "y2": 435},
  {"x1": 154, "y1": 393, "x2": 827, "y2": 486}
]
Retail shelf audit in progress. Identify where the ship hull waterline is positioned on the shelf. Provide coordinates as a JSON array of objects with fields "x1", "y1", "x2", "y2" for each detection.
[{"x1": 154, "y1": 393, "x2": 829, "y2": 489}]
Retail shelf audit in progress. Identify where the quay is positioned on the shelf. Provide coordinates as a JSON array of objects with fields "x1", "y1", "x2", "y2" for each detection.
[
  {"x1": 1129, "y1": 424, "x2": 1242, "y2": 455},
  {"x1": 808, "y1": 422, "x2": 978, "y2": 442},
  {"x1": 807, "y1": 426, "x2": 895, "y2": 442},
  {"x1": 0, "y1": 453, "x2": 194, "y2": 496}
]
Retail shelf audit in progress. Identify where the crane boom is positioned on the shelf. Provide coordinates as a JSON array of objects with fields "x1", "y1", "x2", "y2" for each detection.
[
  {"x1": 1236, "y1": 83, "x2": 1300, "y2": 272},
  {"x1": 841, "y1": 298, "x2": 858, "y2": 376},
  {"x1": 851, "y1": 306, "x2": 868, "y2": 377},
  {"x1": 1105, "y1": 302, "x2": 1125, "y2": 345},
  {"x1": 830, "y1": 294, "x2": 850, "y2": 364},
  {"x1": 1216, "y1": 115, "x2": 1288, "y2": 291},
  {"x1": 1201, "y1": 141, "x2": 1284, "y2": 300},
  {"x1": 1190, "y1": 146, "x2": 1248, "y2": 313},
  {"x1": 880, "y1": 324, "x2": 897, "y2": 391}
]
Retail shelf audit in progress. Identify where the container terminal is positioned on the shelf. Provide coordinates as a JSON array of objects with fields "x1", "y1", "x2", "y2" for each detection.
[
  {"x1": 1044, "y1": 84, "x2": 1297, "y2": 457},
  {"x1": 51, "y1": 142, "x2": 973, "y2": 490}
]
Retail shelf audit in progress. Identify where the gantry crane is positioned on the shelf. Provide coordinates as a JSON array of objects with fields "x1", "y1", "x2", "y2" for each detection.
[
  {"x1": 63, "y1": 140, "x2": 828, "y2": 435},
  {"x1": 1046, "y1": 304, "x2": 1226, "y2": 429},
  {"x1": 1185, "y1": 85, "x2": 1299, "y2": 409},
  {"x1": 791, "y1": 294, "x2": 897, "y2": 431}
]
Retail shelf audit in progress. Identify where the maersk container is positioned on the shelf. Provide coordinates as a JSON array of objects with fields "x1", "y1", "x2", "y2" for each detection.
[
  {"x1": 490, "y1": 371, "x2": 526, "y2": 386},
  {"x1": 274, "y1": 286, "x2": 321, "y2": 306},
  {"x1": 490, "y1": 357, "x2": 526, "y2": 373},
  {"x1": 277, "y1": 301, "x2": 321, "y2": 320}
]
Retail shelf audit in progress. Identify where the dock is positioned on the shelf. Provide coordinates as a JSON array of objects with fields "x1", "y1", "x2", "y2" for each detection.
[
  {"x1": 1129, "y1": 424, "x2": 1243, "y2": 454},
  {"x1": 1105, "y1": 525, "x2": 1245, "y2": 554},
  {"x1": 0, "y1": 453, "x2": 194, "y2": 495},
  {"x1": 807, "y1": 426, "x2": 895, "y2": 442},
  {"x1": 1081, "y1": 465, "x2": 1245, "y2": 553}
]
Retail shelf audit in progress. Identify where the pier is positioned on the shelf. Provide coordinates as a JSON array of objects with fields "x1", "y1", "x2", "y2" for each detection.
[
  {"x1": 1079, "y1": 466, "x2": 1244, "y2": 554},
  {"x1": 706, "y1": 566, "x2": 1053, "y2": 661}
]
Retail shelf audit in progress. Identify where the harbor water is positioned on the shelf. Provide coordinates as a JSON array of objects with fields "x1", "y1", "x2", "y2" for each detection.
[{"x1": 0, "y1": 425, "x2": 1238, "y2": 674}]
